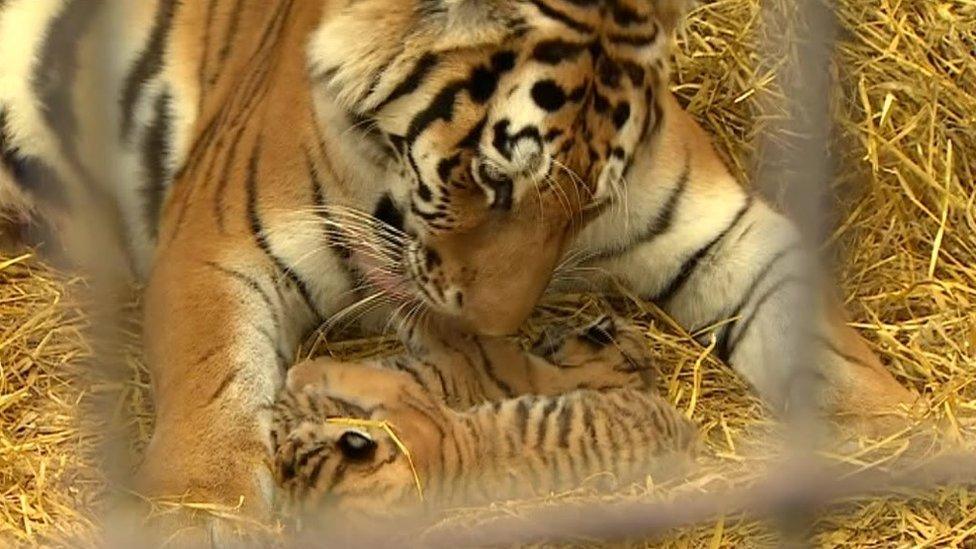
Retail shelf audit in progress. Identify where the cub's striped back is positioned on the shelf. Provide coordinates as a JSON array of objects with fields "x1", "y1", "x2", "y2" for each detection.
[{"x1": 272, "y1": 316, "x2": 697, "y2": 517}]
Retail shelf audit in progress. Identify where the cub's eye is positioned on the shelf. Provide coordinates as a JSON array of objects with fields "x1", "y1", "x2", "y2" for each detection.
[
  {"x1": 581, "y1": 316, "x2": 617, "y2": 347},
  {"x1": 475, "y1": 161, "x2": 514, "y2": 211},
  {"x1": 337, "y1": 431, "x2": 377, "y2": 461}
]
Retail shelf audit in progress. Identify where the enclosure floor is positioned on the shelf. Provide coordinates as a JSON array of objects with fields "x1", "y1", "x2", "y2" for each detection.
[{"x1": 1, "y1": 0, "x2": 974, "y2": 545}]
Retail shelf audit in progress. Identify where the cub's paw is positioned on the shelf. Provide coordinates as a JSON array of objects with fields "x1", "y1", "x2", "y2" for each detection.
[{"x1": 533, "y1": 315, "x2": 656, "y2": 390}]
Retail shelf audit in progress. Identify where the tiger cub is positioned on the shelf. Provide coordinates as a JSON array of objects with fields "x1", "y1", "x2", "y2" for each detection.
[{"x1": 271, "y1": 316, "x2": 697, "y2": 517}]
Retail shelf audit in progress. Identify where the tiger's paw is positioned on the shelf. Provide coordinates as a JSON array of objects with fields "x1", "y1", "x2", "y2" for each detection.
[
  {"x1": 532, "y1": 315, "x2": 657, "y2": 390},
  {"x1": 109, "y1": 503, "x2": 277, "y2": 549},
  {"x1": 131, "y1": 420, "x2": 278, "y2": 546}
]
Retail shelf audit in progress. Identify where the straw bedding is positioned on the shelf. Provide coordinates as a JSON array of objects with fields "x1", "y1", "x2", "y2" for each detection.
[{"x1": 1, "y1": 0, "x2": 973, "y2": 545}]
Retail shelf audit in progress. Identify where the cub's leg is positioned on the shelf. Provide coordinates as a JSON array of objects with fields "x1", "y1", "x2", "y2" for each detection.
[
  {"x1": 393, "y1": 315, "x2": 655, "y2": 406},
  {"x1": 529, "y1": 314, "x2": 657, "y2": 391},
  {"x1": 578, "y1": 94, "x2": 916, "y2": 432}
]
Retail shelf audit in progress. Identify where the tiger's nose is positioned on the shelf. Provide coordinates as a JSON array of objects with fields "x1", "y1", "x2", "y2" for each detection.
[{"x1": 510, "y1": 129, "x2": 543, "y2": 177}]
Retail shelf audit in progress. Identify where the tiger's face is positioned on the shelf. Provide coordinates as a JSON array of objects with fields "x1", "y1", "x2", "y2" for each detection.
[{"x1": 312, "y1": 0, "x2": 687, "y2": 335}]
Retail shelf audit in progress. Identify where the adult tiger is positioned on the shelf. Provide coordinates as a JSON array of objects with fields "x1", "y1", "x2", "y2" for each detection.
[{"x1": 0, "y1": 0, "x2": 915, "y2": 524}]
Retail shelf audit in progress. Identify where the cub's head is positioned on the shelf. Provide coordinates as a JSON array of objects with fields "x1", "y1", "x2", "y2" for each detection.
[
  {"x1": 273, "y1": 360, "x2": 446, "y2": 518},
  {"x1": 311, "y1": 0, "x2": 691, "y2": 335}
]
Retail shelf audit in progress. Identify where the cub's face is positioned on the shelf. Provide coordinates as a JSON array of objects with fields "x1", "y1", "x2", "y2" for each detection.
[
  {"x1": 312, "y1": 0, "x2": 686, "y2": 335},
  {"x1": 273, "y1": 360, "x2": 444, "y2": 518}
]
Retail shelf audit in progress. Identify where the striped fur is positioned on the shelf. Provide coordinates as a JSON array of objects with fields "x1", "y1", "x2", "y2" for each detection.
[
  {"x1": 273, "y1": 316, "x2": 696, "y2": 516},
  {"x1": 0, "y1": 0, "x2": 915, "y2": 526}
]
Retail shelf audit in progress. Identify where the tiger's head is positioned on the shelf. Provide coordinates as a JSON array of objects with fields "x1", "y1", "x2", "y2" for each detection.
[{"x1": 311, "y1": 0, "x2": 690, "y2": 335}]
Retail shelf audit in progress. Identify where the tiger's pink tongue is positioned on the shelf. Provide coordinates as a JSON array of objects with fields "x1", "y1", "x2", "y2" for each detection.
[{"x1": 352, "y1": 251, "x2": 410, "y2": 299}]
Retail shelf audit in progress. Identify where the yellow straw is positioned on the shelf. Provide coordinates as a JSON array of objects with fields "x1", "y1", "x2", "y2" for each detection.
[{"x1": 325, "y1": 417, "x2": 425, "y2": 502}]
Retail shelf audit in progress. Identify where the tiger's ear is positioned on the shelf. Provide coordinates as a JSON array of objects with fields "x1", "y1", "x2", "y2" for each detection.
[{"x1": 308, "y1": 0, "x2": 519, "y2": 111}]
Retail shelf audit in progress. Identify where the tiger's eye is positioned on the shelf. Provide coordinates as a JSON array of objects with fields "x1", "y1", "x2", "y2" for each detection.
[{"x1": 337, "y1": 431, "x2": 377, "y2": 461}]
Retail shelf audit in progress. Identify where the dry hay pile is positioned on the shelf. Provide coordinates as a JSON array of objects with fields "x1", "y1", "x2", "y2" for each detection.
[{"x1": 1, "y1": 0, "x2": 974, "y2": 545}]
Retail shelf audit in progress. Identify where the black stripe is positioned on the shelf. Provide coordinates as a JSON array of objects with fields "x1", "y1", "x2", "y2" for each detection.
[
  {"x1": 713, "y1": 247, "x2": 796, "y2": 361},
  {"x1": 406, "y1": 80, "x2": 466, "y2": 142},
  {"x1": 514, "y1": 397, "x2": 531, "y2": 444},
  {"x1": 557, "y1": 399, "x2": 573, "y2": 448},
  {"x1": 318, "y1": 460, "x2": 345, "y2": 493},
  {"x1": 305, "y1": 148, "x2": 364, "y2": 291},
  {"x1": 0, "y1": 144, "x2": 70, "y2": 209},
  {"x1": 251, "y1": 0, "x2": 293, "y2": 61},
  {"x1": 256, "y1": 323, "x2": 289, "y2": 365},
  {"x1": 578, "y1": 399, "x2": 596, "y2": 473},
  {"x1": 203, "y1": 260, "x2": 282, "y2": 331},
  {"x1": 215, "y1": 0, "x2": 246, "y2": 68},
  {"x1": 535, "y1": 398, "x2": 560, "y2": 447},
  {"x1": 449, "y1": 419, "x2": 471, "y2": 500},
  {"x1": 213, "y1": 121, "x2": 249, "y2": 232},
  {"x1": 654, "y1": 195, "x2": 754, "y2": 304},
  {"x1": 593, "y1": 398, "x2": 620, "y2": 466},
  {"x1": 293, "y1": 442, "x2": 326, "y2": 474},
  {"x1": 417, "y1": 359, "x2": 450, "y2": 400},
  {"x1": 600, "y1": 395, "x2": 630, "y2": 468},
  {"x1": 388, "y1": 358, "x2": 429, "y2": 393},
  {"x1": 171, "y1": 99, "x2": 224, "y2": 182},
  {"x1": 304, "y1": 148, "x2": 328, "y2": 215},
  {"x1": 401, "y1": 396, "x2": 448, "y2": 491},
  {"x1": 358, "y1": 449, "x2": 400, "y2": 477},
  {"x1": 724, "y1": 276, "x2": 805, "y2": 361},
  {"x1": 245, "y1": 141, "x2": 322, "y2": 321},
  {"x1": 197, "y1": 0, "x2": 219, "y2": 106},
  {"x1": 188, "y1": 343, "x2": 228, "y2": 369},
  {"x1": 529, "y1": 0, "x2": 593, "y2": 33},
  {"x1": 305, "y1": 146, "x2": 355, "y2": 265},
  {"x1": 646, "y1": 93, "x2": 664, "y2": 142},
  {"x1": 473, "y1": 339, "x2": 516, "y2": 397},
  {"x1": 818, "y1": 336, "x2": 873, "y2": 370},
  {"x1": 590, "y1": 152, "x2": 689, "y2": 262},
  {"x1": 207, "y1": 53, "x2": 277, "y2": 232},
  {"x1": 120, "y1": 0, "x2": 178, "y2": 140},
  {"x1": 532, "y1": 39, "x2": 589, "y2": 65},
  {"x1": 0, "y1": 108, "x2": 8, "y2": 153},
  {"x1": 606, "y1": 27, "x2": 659, "y2": 46},
  {"x1": 372, "y1": 53, "x2": 439, "y2": 112},
  {"x1": 205, "y1": 369, "x2": 239, "y2": 406},
  {"x1": 33, "y1": 0, "x2": 99, "y2": 191},
  {"x1": 327, "y1": 395, "x2": 373, "y2": 419},
  {"x1": 410, "y1": 202, "x2": 452, "y2": 231},
  {"x1": 141, "y1": 90, "x2": 173, "y2": 239},
  {"x1": 610, "y1": 3, "x2": 649, "y2": 26}
]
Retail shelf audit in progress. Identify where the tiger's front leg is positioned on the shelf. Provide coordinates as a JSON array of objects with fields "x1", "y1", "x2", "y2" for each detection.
[
  {"x1": 578, "y1": 95, "x2": 917, "y2": 434},
  {"x1": 136, "y1": 207, "x2": 336, "y2": 532}
]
